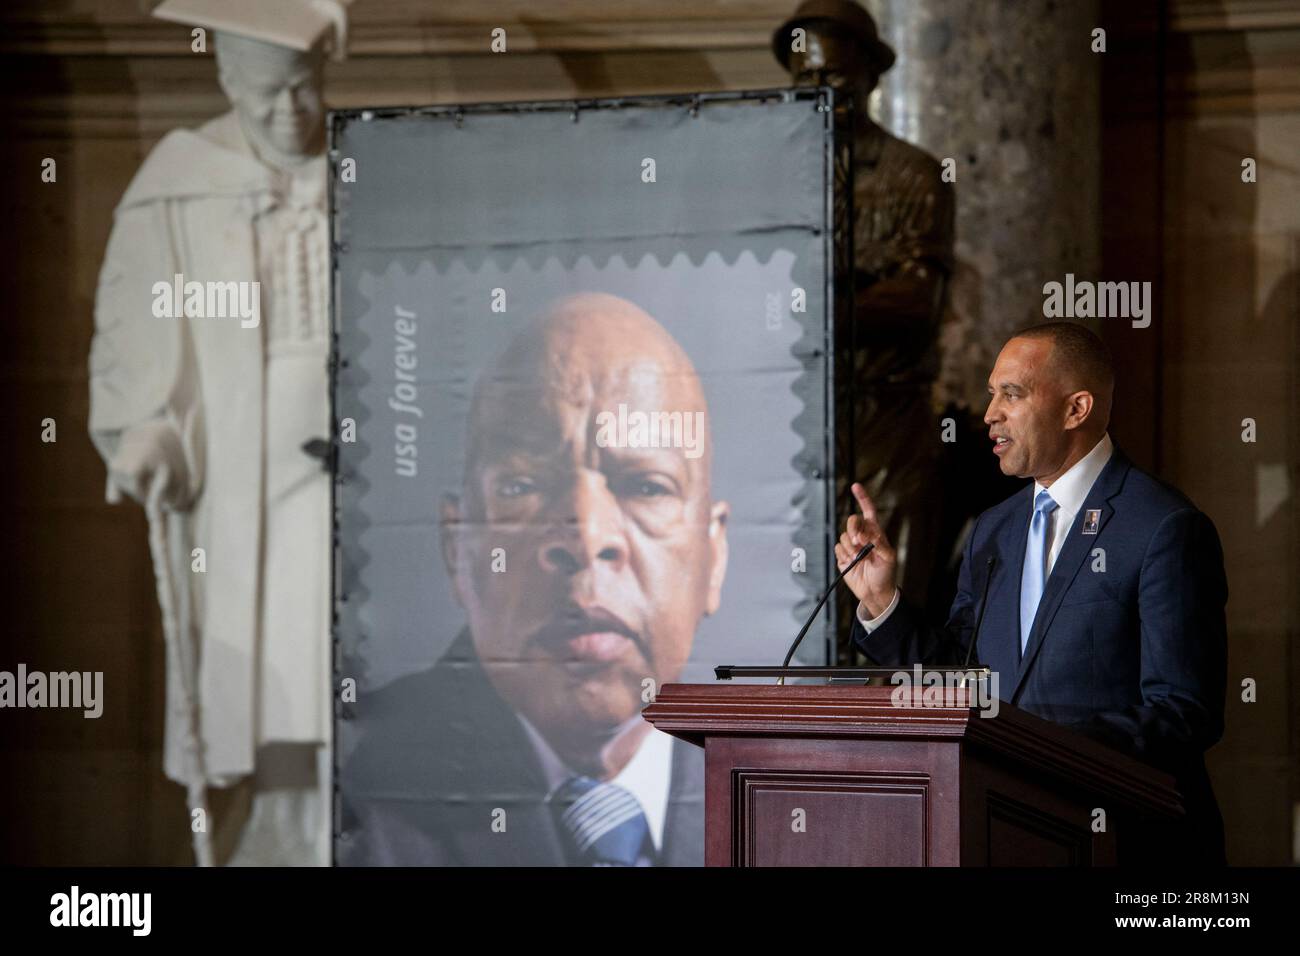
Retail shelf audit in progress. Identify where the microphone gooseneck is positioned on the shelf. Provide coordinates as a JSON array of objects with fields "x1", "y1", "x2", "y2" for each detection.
[
  {"x1": 962, "y1": 554, "x2": 997, "y2": 669},
  {"x1": 780, "y1": 540, "x2": 876, "y2": 678}
]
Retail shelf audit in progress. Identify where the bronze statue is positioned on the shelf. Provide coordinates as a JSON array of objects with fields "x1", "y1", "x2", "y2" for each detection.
[{"x1": 774, "y1": 0, "x2": 956, "y2": 639}]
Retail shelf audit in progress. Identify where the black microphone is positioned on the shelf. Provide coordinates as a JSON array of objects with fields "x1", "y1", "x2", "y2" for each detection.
[
  {"x1": 962, "y1": 555, "x2": 997, "y2": 669},
  {"x1": 780, "y1": 540, "x2": 875, "y2": 672}
]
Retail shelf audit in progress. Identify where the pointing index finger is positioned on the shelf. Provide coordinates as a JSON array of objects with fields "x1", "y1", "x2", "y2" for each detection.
[{"x1": 851, "y1": 482, "x2": 878, "y2": 521}]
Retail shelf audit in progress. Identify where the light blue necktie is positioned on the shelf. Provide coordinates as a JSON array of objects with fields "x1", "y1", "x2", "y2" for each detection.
[
  {"x1": 1019, "y1": 489, "x2": 1059, "y2": 653},
  {"x1": 551, "y1": 776, "x2": 652, "y2": 867}
]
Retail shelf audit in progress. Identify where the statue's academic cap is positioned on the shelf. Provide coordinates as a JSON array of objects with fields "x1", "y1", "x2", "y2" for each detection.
[{"x1": 153, "y1": 0, "x2": 353, "y2": 60}]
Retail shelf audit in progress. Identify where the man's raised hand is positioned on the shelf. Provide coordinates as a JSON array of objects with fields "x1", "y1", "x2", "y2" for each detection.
[{"x1": 835, "y1": 482, "x2": 898, "y2": 619}]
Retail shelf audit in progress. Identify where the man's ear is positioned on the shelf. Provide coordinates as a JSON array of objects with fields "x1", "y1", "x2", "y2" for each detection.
[
  {"x1": 1064, "y1": 390, "x2": 1095, "y2": 431},
  {"x1": 440, "y1": 493, "x2": 462, "y2": 583},
  {"x1": 704, "y1": 500, "x2": 730, "y2": 616}
]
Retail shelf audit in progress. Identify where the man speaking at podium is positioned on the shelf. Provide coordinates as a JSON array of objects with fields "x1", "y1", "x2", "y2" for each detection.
[{"x1": 839, "y1": 322, "x2": 1228, "y2": 864}]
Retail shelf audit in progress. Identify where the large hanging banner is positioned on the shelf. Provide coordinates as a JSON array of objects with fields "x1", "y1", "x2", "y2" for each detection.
[{"x1": 332, "y1": 90, "x2": 835, "y2": 866}]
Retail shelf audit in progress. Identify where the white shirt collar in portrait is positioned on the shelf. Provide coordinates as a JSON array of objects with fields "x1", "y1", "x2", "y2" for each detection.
[
  {"x1": 516, "y1": 712, "x2": 674, "y2": 854},
  {"x1": 1033, "y1": 431, "x2": 1114, "y2": 572}
]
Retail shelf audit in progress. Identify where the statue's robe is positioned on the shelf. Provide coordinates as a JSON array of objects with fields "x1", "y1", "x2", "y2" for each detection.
[{"x1": 89, "y1": 111, "x2": 330, "y2": 788}]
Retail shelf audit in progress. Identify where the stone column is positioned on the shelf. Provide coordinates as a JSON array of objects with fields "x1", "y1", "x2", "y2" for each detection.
[{"x1": 865, "y1": 0, "x2": 1101, "y2": 412}]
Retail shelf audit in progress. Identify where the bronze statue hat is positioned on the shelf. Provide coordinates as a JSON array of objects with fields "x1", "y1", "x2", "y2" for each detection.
[{"x1": 772, "y1": 0, "x2": 897, "y2": 73}]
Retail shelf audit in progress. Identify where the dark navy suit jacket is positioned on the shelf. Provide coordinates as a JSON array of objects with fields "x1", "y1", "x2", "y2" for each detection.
[{"x1": 852, "y1": 446, "x2": 1228, "y2": 864}]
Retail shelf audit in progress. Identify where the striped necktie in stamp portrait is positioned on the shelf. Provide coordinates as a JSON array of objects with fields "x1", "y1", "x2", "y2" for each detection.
[{"x1": 551, "y1": 776, "x2": 653, "y2": 867}]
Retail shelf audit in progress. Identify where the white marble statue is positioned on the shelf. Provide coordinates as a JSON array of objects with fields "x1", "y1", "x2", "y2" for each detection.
[{"x1": 88, "y1": 0, "x2": 351, "y2": 865}]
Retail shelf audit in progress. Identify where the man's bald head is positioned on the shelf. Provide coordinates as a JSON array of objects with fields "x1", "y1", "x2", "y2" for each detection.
[
  {"x1": 444, "y1": 292, "x2": 729, "y2": 771},
  {"x1": 464, "y1": 292, "x2": 716, "y2": 503},
  {"x1": 986, "y1": 321, "x2": 1116, "y2": 485},
  {"x1": 1009, "y1": 322, "x2": 1115, "y2": 430}
]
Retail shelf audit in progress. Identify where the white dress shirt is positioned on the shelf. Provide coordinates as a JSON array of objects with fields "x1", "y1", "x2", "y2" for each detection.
[
  {"x1": 857, "y1": 432, "x2": 1115, "y2": 632},
  {"x1": 1032, "y1": 432, "x2": 1114, "y2": 573},
  {"x1": 516, "y1": 712, "x2": 674, "y2": 859}
]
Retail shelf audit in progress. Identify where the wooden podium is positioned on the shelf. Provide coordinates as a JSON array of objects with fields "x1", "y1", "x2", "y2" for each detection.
[{"x1": 643, "y1": 683, "x2": 1184, "y2": 866}]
